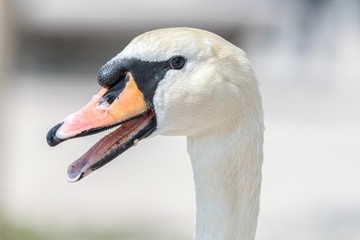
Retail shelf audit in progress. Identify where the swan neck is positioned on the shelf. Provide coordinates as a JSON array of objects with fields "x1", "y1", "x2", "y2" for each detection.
[{"x1": 187, "y1": 128, "x2": 263, "y2": 240}]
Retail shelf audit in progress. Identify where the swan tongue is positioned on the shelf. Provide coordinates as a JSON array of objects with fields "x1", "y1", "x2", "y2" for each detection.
[{"x1": 67, "y1": 109, "x2": 156, "y2": 182}]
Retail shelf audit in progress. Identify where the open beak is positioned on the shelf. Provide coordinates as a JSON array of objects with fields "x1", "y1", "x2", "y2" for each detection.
[{"x1": 46, "y1": 72, "x2": 156, "y2": 182}]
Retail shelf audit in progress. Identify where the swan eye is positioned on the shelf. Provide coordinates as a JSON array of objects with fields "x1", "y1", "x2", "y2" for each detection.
[{"x1": 169, "y1": 56, "x2": 185, "y2": 70}]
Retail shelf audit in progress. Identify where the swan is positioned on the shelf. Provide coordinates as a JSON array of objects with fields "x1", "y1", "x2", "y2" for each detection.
[{"x1": 46, "y1": 27, "x2": 264, "y2": 240}]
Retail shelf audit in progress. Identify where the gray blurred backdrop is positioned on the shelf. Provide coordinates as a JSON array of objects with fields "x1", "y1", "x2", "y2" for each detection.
[{"x1": 1, "y1": 0, "x2": 360, "y2": 239}]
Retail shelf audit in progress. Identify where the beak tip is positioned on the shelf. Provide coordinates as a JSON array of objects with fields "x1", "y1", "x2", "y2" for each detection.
[
  {"x1": 67, "y1": 174, "x2": 82, "y2": 183},
  {"x1": 46, "y1": 122, "x2": 64, "y2": 147},
  {"x1": 67, "y1": 163, "x2": 86, "y2": 182},
  {"x1": 67, "y1": 170, "x2": 83, "y2": 183}
]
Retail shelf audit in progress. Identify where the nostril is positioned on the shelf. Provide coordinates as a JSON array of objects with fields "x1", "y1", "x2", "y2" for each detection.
[
  {"x1": 99, "y1": 94, "x2": 117, "y2": 106},
  {"x1": 97, "y1": 72, "x2": 128, "y2": 106}
]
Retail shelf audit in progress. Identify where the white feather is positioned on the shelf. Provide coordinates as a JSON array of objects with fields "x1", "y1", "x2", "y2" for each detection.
[{"x1": 118, "y1": 27, "x2": 263, "y2": 240}]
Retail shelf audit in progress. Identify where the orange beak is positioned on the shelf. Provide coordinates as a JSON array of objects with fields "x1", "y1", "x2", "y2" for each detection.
[{"x1": 47, "y1": 72, "x2": 156, "y2": 181}]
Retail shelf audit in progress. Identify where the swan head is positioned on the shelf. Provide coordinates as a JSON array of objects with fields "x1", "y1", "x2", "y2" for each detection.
[{"x1": 46, "y1": 28, "x2": 262, "y2": 181}]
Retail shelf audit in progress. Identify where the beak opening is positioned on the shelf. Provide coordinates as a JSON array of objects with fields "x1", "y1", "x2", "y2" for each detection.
[
  {"x1": 46, "y1": 72, "x2": 157, "y2": 182},
  {"x1": 66, "y1": 109, "x2": 156, "y2": 182}
]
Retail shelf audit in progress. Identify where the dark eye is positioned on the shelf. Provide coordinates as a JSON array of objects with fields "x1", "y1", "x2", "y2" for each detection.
[{"x1": 169, "y1": 56, "x2": 186, "y2": 69}]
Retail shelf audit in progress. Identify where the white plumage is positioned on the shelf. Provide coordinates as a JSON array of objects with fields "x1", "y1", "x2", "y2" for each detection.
[
  {"x1": 122, "y1": 28, "x2": 264, "y2": 240},
  {"x1": 47, "y1": 27, "x2": 264, "y2": 240}
]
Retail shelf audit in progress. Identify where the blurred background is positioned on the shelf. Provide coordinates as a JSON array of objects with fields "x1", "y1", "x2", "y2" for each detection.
[{"x1": 1, "y1": 0, "x2": 360, "y2": 239}]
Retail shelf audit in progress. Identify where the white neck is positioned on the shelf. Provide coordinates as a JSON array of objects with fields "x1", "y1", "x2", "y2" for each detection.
[{"x1": 187, "y1": 123, "x2": 263, "y2": 240}]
